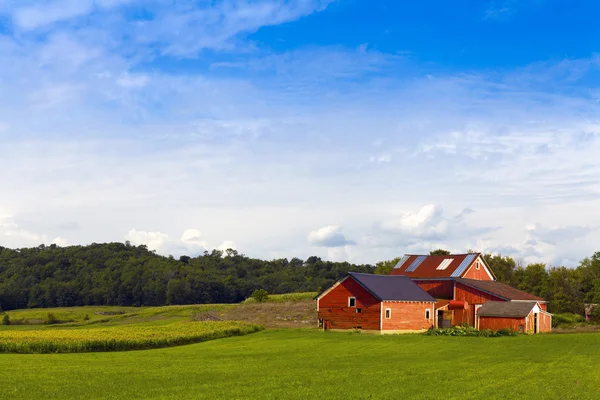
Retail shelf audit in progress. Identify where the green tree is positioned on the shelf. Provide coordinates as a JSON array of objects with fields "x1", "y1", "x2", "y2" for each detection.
[
  {"x1": 251, "y1": 289, "x2": 269, "y2": 303},
  {"x1": 374, "y1": 257, "x2": 401, "y2": 275},
  {"x1": 2, "y1": 314, "x2": 10, "y2": 325},
  {"x1": 429, "y1": 249, "x2": 451, "y2": 256}
]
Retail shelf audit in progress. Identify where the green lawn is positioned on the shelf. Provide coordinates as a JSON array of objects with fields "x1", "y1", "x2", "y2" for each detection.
[{"x1": 1, "y1": 329, "x2": 598, "y2": 400}]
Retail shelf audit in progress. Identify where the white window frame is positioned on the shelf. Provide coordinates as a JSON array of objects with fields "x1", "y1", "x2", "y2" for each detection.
[
  {"x1": 425, "y1": 309, "x2": 431, "y2": 320},
  {"x1": 348, "y1": 297, "x2": 356, "y2": 307},
  {"x1": 385, "y1": 308, "x2": 391, "y2": 319},
  {"x1": 476, "y1": 261, "x2": 480, "y2": 270}
]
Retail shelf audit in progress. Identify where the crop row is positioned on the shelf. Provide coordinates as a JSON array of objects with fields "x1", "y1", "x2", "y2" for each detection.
[{"x1": 0, "y1": 321, "x2": 263, "y2": 354}]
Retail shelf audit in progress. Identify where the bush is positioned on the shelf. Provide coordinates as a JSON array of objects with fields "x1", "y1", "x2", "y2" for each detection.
[
  {"x1": 46, "y1": 313, "x2": 58, "y2": 325},
  {"x1": 552, "y1": 313, "x2": 585, "y2": 328},
  {"x1": 84, "y1": 314, "x2": 90, "y2": 321},
  {"x1": 2, "y1": 314, "x2": 10, "y2": 326},
  {"x1": 251, "y1": 289, "x2": 269, "y2": 303},
  {"x1": 424, "y1": 325, "x2": 518, "y2": 337}
]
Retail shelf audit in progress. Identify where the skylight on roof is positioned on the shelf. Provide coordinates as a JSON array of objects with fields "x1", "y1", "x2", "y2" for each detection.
[{"x1": 437, "y1": 259, "x2": 453, "y2": 270}]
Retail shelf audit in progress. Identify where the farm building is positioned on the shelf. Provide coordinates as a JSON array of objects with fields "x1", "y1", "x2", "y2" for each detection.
[
  {"x1": 315, "y1": 272, "x2": 436, "y2": 333},
  {"x1": 317, "y1": 253, "x2": 552, "y2": 333},
  {"x1": 477, "y1": 301, "x2": 552, "y2": 333}
]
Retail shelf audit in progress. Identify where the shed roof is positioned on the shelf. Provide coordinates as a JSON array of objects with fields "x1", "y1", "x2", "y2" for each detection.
[
  {"x1": 389, "y1": 253, "x2": 494, "y2": 279},
  {"x1": 477, "y1": 301, "x2": 538, "y2": 318},
  {"x1": 348, "y1": 272, "x2": 436, "y2": 302},
  {"x1": 455, "y1": 278, "x2": 545, "y2": 302}
]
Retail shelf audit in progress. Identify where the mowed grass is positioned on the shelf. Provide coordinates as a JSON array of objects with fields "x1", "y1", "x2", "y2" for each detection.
[{"x1": 1, "y1": 329, "x2": 599, "y2": 400}]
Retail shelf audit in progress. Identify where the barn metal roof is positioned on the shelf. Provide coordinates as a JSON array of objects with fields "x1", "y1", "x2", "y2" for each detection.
[
  {"x1": 348, "y1": 272, "x2": 436, "y2": 302},
  {"x1": 455, "y1": 278, "x2": 545, "y2": 301},
  {"x1": 389, "y1": 253, "x2": 493, "y2": 279},
  {"x1": 477, "y1": 301, "x2": 539, "y2": 318}
]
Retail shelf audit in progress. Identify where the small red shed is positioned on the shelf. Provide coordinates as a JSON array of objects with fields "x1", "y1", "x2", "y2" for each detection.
[
  {"x1": 477, "y1": 301, "x2": 552, "y2": 333},
  {"x1": 316, "y1": 272, "x2": 437, "y2": 333}
]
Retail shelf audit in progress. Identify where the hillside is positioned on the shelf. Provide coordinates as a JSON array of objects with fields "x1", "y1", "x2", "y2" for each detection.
[{"x1": 0, "y1": 243, "x2": 373, "y2": 311}]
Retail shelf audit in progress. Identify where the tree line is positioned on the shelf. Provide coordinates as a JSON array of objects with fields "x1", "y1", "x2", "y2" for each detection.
[
  {"x1": 0, "y1": 243, "x2": 373, "y2": 311},
  {"x1": 0, "y1": 243, "x2": 599, "y2": 314}
]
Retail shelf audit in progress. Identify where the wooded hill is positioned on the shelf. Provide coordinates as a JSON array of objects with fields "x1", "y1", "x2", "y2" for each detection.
[{"x1": 0, "y1": 243, "x2": 599, "y2": 314}]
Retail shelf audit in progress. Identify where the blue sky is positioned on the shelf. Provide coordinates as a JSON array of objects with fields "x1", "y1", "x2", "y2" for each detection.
[{"x1": 1, "y1": 0, "x2": 600, "y2": 267}]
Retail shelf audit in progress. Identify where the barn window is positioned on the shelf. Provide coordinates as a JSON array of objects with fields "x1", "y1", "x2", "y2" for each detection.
[
  {"x1": 425, "y1": 309, "x2": 431, "y2": 319},
  {"x1": 385, "y1": 308, "x2": 391, "y2": 319},
  {"x1": 355, "y1": 308, "x2": 362, "y2": 314},
  {"x1": 476, "y1": 262, "x2": 480, "y2": 270},
  {"x1": 348, "y1": 297, "x2": 356, "y2": 307}
]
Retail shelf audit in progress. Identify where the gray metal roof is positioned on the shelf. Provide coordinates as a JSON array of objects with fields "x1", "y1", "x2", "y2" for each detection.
[
  {"x1": 477, "y1": 301, "x2": 538, "y2": 318},
  {"x1": 348, "y1": 272, "x2": 436, "y2": 302}
]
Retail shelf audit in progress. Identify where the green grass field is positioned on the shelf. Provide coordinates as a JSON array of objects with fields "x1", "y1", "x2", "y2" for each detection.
[{"x1": 1, "y1": 329, "x2": 599, "y2": 399}]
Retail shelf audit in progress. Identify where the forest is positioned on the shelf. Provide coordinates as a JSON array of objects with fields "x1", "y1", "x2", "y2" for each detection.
[{"x1": 0, "y1": 242, "x2": 599, "y2": 314}]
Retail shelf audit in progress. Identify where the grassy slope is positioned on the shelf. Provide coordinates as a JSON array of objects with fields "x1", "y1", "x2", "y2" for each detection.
[{"x1": 1, "y1": 329, "x2": 599, "y2": 400}]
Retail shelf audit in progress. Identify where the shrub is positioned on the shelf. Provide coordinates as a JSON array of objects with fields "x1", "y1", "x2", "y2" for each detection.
[
  {"x1": 2, "y1": 314, "x2": 10, "y2": 326},
  {"x1": 424, "y1": 325, "x2": 518, "y2": 337},
  {"x1": 251, "y1": 289, "x2": 269, "y2": 303},
  {"x1": 46, "y1": 313, "x2": 58, "y2": 325},
  {"x1": 84, "y1": 314, "x2": 90, "y2": 321},
  {"x1": 552, "y1": 313, "x2": 586, "y2": 328}
]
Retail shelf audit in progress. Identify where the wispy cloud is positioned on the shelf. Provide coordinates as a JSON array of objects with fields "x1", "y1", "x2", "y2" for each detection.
[{"x1": 1, "y1": 1, "x2": 600, "y2": 267}]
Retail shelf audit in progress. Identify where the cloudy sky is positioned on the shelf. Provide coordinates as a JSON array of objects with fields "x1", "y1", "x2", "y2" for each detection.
[{"x1": 1, "y1": 0, "x2": 600, "y2": 267}]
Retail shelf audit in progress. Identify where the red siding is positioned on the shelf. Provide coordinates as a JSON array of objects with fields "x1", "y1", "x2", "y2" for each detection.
[
  {"x1": 454, "y1": 283, "x2": 506, "y2": 326},
  {"x1": 413, "y1": 280, "x2": 454, "y2": 299},
  {"x1": 381, "y1": 302, "x2": 434, "y2": 331},
  {"x1": 479, "y1": 316, "x2": 526, "y2": 332},
  {"x1": 317, "y1": 277, "x2": 381, "y2": 330},
  {"x1": 462, "y1": 261, "x2": 493, "y2": 281},
  {"x1": 539, "y1": 312, "x2": 552, "y2": 333},
  {"x1": 454, "y1": 283, "x2": 505, "y2": 303},
  {"x1": 539, "y1": 303, "x2": 547, "y2": 312}
]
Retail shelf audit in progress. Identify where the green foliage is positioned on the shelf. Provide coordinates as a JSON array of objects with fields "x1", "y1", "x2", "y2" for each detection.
[
  {"x1": 552, "y1": 313, "x2": 586, "y2": 328},
  {"x1": 251, "y1": 289, "x2": 269, "y2": 303},
  {"x1": 242, "y1": 292, "x2": 317, "y2": 303},
  {"x1": 2, "y1": 314, "x2": 9, "y2": 325},
  {"x1": 46, "y1": 313, "x2": 58, "y2": 325},
  {"x1": 429, "y1": 249, "x2": 451, "y2": 256},
  {"x1": 374, "y1": 257, "x2": 401, "y2": 275},
  {"x1": 0, "y1": 243, "x2": 374, "y2": 311},
  {"x1": 424, "y1": 325, "x2": 518, "y2": 337},
  {"x1": 0, "y1": 321, "x2": 263, "y2": 354}
]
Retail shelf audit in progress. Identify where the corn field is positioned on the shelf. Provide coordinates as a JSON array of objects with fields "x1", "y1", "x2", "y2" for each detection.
[{"x1": 0, "y1": 321, "x2": 263, "y2": 354}]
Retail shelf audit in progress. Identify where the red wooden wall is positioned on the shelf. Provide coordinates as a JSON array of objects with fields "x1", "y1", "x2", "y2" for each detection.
[
  {"x1": 318, "y1": 277, "x2": 381, "y2": 330},
  {"x1": 479, "y1": 316, "x2": 526, "y2": 332},
  {"x1": 381, "y1": 302, "x2": 434, "y2": 331},
  {"x1": 462, "y1": 262, "x2": 493, "y2": 280},
  {"x1": 453, "y1": 283, "x2": 506, "y2": 326},
  {"x1": 539, "y1": 312, "x2": 552, "y2": 333},
  {"x1": 454, "y1": 283, "x2": 505, "y2": 303},
  {"x1": 413, "y1": 280, "x2": 454, "y2": 299}
]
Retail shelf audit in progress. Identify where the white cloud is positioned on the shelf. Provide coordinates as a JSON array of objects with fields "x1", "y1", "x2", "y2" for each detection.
[
  {"x1": 51, "y1": 237, "x2": 70, "y2": 246},
  {"x1": 308, "y1": 225, "x2": 355, "y2": 248},
  {"x1": 381, "y1": 204, "x2": 448, "y2": 240},
  {"x1": 124, "y1": 228, "x2": 235, "y2": 257},
  {"x1": 1, "y1": 1, "x2": 600, "y2": 268}
]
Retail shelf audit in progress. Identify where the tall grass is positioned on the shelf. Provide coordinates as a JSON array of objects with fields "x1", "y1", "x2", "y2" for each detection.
[
  {"x1": 243, "y1": 292, "x2": 317, "y2": 303},
  {"x1": 0, "y1": 321, "x2": 263, "y2": 354}
]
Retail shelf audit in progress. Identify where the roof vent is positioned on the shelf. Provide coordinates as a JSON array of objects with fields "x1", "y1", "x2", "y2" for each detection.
[{"x1": 437, "y1": 259, "x2": 453, "y2": 270}]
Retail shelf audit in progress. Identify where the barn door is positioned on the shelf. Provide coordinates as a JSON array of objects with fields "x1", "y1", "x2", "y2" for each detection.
[{"x1": 474, "y1": 305, "x2": 482, "y2": 330}]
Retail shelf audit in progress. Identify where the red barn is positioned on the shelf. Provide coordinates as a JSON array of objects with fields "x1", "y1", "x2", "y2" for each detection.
[
  {"x1": 390, "y1": 253, "x2": 551, "y2": 333},
  {"x1": 316, "y1": 272, "x2": 436, "y2": 333}
]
